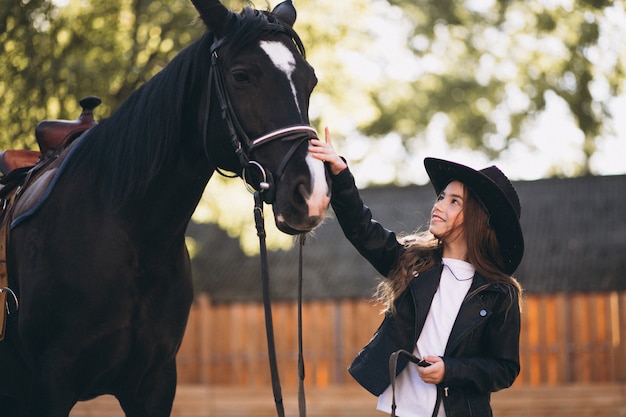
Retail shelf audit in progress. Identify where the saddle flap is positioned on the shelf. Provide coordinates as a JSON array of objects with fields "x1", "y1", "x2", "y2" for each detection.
[{"x1": 11, "y1": 168, "x2": 58, "y2": 222}]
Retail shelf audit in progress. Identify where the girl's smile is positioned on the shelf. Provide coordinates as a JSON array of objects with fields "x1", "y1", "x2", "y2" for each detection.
[{"x1": 429, "y1": 180, "x2": 467, "y2": 259}]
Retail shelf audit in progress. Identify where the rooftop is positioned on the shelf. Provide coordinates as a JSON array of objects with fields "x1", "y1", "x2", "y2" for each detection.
[{"x1": 187, "y1": 174, "x2": 626, "y2": 303}]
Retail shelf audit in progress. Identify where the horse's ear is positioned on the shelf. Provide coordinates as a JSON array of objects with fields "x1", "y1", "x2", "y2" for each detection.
[
  {"x1": 190, "y1": 0, "x2": 233, "y2": 37},
  {"x1": 272, "y1": 0, "x2": 297, "y2": 27}
]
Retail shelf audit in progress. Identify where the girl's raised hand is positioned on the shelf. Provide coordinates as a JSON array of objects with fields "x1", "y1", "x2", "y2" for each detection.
[{"x1": 309, "y1": 127, "x2": 347, "y2": 175}]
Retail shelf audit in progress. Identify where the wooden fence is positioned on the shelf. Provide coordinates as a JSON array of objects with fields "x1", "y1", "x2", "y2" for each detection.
[{"x1": 176, "y1": 291, "x2": 626, "y2": 387}]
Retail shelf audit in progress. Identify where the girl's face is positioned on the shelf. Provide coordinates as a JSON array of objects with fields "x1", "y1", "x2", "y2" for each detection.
[{"x1": 429, "y1": 181, "x2": 466, "y2": 247}]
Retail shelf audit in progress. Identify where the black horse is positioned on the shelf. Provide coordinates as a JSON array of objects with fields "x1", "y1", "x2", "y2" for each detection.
[{"x1": 0, "y1": 0, "x2": 330, "y2": 415}]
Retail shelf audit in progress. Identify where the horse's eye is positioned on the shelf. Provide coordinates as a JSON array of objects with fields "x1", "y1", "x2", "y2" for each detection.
[{"x1": 232, "y1": 70, "x2": 250, "y2": 83}]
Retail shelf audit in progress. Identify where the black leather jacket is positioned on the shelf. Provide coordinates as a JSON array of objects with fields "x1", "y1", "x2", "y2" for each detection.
[{"x1": 330, "y1": 168, "x2": 521, "y2": 417}]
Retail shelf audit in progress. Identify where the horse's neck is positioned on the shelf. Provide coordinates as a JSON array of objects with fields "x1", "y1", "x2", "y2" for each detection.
[{"x1": 126, "y1": 160, "x2": 213, "y2": 235}]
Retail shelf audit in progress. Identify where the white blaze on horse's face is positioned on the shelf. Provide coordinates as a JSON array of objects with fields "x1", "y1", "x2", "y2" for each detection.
[
  {"x1": 259, "y1": 40, "x2": 329, "y2": 219},
  {"x1": 259, "y1": 40, "x2": 301, "y2": 114},
  {"x1": 304, "y1": 153, "x2": 330, "y2": 217}
]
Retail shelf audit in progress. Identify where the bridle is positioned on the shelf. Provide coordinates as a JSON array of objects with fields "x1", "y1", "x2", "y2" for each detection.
[
  {"x1": 203, "y1": 35, "x2": 314, "y2": 417},
  {"x1": 203, "y1": 36, "x2": 318, "y2": 205}
]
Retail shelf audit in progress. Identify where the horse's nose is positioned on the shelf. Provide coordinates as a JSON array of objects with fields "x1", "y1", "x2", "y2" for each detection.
[
  {"x1": 298, "y1": 182, "x2": 330, "y2": 219},
  {"x1": 301, "y1": 153, "x2": 329, "y2": 217}
]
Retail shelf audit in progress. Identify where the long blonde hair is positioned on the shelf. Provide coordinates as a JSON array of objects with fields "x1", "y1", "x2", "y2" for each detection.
[{"x1": 376, "y1": 183, "x2": 523, "y2": 314}]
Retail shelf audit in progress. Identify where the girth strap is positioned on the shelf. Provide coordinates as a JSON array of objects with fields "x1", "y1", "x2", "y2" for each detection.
[
  {"x1": 0, "y1": 187, "x2": 20, "y2": 341},
  {"x1": 0, "y1": 214, "x2": 8, "y2": 340}
]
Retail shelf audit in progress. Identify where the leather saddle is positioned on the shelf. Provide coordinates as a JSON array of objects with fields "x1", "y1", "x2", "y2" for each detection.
[
  {"x1": 0, "y1": 96, "x2": 101, "y2": 176},
  {"x1": 0, "y1": 94, "x2": 102, "y2": 236},
  {"x1": 0, "y1": 97, "x2": 101, "y2": 340}
]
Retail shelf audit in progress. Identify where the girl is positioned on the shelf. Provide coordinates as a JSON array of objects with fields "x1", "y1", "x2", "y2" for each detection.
[{"x1": 309, "y1": 129, "x2": 524, "y2": 417}]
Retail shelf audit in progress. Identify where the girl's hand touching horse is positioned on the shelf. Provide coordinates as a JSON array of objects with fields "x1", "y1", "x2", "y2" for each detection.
[{"x1": 309, "y1": 127, "x2": 347, "y2": 175}]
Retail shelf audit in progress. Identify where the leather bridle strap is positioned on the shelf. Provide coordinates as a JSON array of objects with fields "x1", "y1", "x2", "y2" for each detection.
[
  {"x1": 254, "y1": 191, "x2": 307, "y2": 417},
  {"x1": 388, "y1": 349, "x2": 424, "y2": 417},
  {"x1": 209, "y1": 50, "x2": 249, "y2": 168},
  {"x1": 254, "y1": 191, "x2": 284, "y2": 417},
  {"x1": 297, "y1": 233, "x2": 306, "y2": 417}
]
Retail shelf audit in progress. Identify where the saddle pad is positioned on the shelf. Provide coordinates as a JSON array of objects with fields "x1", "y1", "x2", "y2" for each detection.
[{"x1": 10, "y1": 133, "x2": 87, "y2": 230}]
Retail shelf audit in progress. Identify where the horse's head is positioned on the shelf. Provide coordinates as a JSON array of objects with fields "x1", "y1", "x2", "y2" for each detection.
[{"x1": 193, "y1": 0, "x2": 330, "y2": 235}]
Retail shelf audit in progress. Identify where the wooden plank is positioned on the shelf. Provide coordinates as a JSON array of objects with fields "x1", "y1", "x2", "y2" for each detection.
[
  {"x1": 308, "y1": 301, "x2": 332, "y2": 387},
  {"x1": 592, "y1": 293, "x2": 610, "y2": 382},
  {"x1": 544, "y1": 295, "x2": 558, "y2": 384},
  {"x1": 330, "y1": 301, "x2": 344, "y2": 384},
  {"x1": 231, "y1": 303, "x2": 249, "y2": 385},
  {"x1": 275, "y1": 301, "x2": 298, "y2": 387},
  {"x1": 616, "y1": 292, "x2": 626, "y2": 381},
  {"x1": 198, "y1": 294, "x2": 213, "y2": 384},
  {"x1": 531, "y1": 295, "x2": 545, "y2": 383},
  {"x1": 524, "y1": 295, "x2": 542, "y2": 384},
  {"x1": 177, "y1": 300, "x2": 198, "y2": 383},
  {"x1": 571, "y1": 293, "x2": 592, "y2": 383},
  {"x1": 552, "y1": 293, "x2": 569, "y2": 384},
  {"x1": 213, "y1": 304, "x2": 233, "y2": 384},
  {"x1": 246, "y1": 303, "x2": 267, "y2": 387}
]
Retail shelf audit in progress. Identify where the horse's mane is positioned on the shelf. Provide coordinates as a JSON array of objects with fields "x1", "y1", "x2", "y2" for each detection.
[
  {"x1": 67, "y1": 6, "x2": 305, "y2": 209},
  {"x1": 67, "y1": 33, "x2": 212, "y2": 208}
]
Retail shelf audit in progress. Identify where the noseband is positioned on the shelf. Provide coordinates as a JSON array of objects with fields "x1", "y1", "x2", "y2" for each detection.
[{"x1": 203, "y1": 39, "x2": 318, "y2": 204}]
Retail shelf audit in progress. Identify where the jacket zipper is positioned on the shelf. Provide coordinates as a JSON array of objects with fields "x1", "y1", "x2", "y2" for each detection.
[{"x1": 432, "y1": 386, "x2": 450, "y2": 417}]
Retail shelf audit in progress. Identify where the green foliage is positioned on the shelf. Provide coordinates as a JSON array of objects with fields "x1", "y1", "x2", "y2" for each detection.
[
  {"x1": 0, "y1": 0, "x2": 623, "y2": 252},
  {"x1": 372, "y1": 0, "x2": 625, "y2": 175},
  {"x1": 0, "y1": 0, "x2": 204, "y2": 149},
  {"x1": 1, "y1": 0, "x2": 623, "y2": 168}
]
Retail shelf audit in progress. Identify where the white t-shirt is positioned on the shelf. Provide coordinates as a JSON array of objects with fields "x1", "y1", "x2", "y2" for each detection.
[{"x1": 377, "y1": 258, "x2": 475, "y2": 417}]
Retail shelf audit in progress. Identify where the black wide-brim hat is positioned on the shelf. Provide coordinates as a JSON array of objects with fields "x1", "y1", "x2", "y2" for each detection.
[{"x1": 424, "y1": 157, "x2": 524, "y2": 275}]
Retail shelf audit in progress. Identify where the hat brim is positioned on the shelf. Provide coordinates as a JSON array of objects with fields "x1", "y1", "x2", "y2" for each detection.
[{"x1": 424, "y1": 157, "x2": 524, "y2": 275}]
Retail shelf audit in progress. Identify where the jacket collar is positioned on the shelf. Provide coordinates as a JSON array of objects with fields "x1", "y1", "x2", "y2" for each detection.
[
  {"x1": 408, "y1": 264, "x2": 509, "y2": 355},
  {"x1": 408, "y1": 265, "x2": 443, "y2": 342}
]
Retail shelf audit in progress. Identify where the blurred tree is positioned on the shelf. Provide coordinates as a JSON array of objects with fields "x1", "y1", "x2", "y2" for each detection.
[
  {"x1": 0, "y1": 0, "x2": 205, "y2": 149},
  {"x1": 1, "y1": 0, "x2": 623, "y2": 254},
  {"x1": 364, "y1": 0, "x2": 625, "y2": 176},
  {"x1": 2, "y1": 0, "x2": 624, "y2": 167}
]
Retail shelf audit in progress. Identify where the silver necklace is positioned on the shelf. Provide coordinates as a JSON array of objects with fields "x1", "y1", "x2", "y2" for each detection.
[{"x1": 443, "y1": 263, "x2": 473, "y2": 281}]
